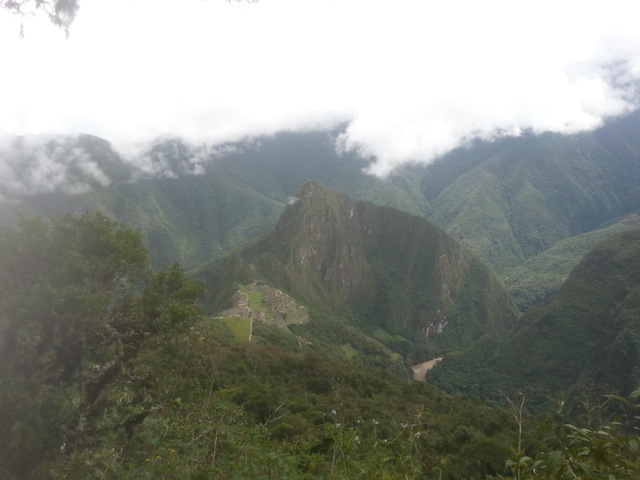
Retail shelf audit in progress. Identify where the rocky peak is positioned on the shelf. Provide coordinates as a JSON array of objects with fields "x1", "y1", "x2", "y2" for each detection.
[{"x1": 200, "y1": 181, "x2": 517, "y2": 357}]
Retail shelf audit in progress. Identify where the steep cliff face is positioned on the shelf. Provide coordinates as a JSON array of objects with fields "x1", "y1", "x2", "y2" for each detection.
[
  {"x1": 267, "y1": 181, "x2": 374, "y2": 305},
  {"x1": 198, "y1": 181, "x2": 517, "y2": 358},
  {"x1": 264, "y1": 182, "x2": 474, "y2": 311}
]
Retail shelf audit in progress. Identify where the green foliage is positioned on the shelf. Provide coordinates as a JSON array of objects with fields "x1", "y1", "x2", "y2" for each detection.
[
  {"x1": 0, "y1": 212, "x2": 147, "y2": 381},
  {"x1": 143, "y1": 262, "x2": 205, "y2": 333},
  {"x1": 0, "y1": 213, "x2": 204, "y2": 479},
  {"x1": 505, "y1": 214, "x2": 640, "y2": 311},
  {"x1": 44, "y1": 328, "x2": 519, "y2": 479},
  {"x1": 498, "y1": 390, "x2": 640, "y2": 480},
  {"x1": 431, "y1": 230, "x2": 640, "y2": 410},
  {"x1": 0, "y1": 212, "x2": 527, "y2": 479},
  {"x1": 4, "y1": 115, "x2": 640, "y2": 477},
  {"x1": 0, "y1": 310, "x2": 524, "y2": 479}
]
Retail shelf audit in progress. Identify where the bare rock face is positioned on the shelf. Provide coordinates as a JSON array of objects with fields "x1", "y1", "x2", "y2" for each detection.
[{"x1": 269, "y1": 181, "x2": 475, "y2": 314}]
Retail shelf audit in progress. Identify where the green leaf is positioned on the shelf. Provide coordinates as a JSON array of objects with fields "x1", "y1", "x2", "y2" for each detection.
[
  {"x1": 606, "y1": 394, "x2": 631, "y2": 407},
  {"x1": 518, "y1": 455, "x2": 532, "y2": 467},
  {"x1": 545, "y1": 449, "x2": 562, "y2": 470},
  {"x1": 576, "y1": 462, "x2": 595, "y2": 477}
]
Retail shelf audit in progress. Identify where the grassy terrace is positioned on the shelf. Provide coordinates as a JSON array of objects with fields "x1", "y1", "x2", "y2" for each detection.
[
  {"x1": 223, "y1": 316, "x2": 252, "y2": 342},
  {"x1": 240, "y1": 283, "x2": 273, "y2": 319}
]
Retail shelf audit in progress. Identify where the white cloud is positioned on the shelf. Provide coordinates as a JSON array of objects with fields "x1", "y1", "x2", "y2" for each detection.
[
  {"x1": 0, "y1": 135, "x2": 111, "y2": 199},
  {"x1": 134, "y1": 137, "x2": 212, "y2": 179},
  {"x1": 1, "y1": 0, "x2": 639, "y2": 182}
]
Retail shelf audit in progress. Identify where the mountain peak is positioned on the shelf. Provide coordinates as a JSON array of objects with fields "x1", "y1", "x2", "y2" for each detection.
[
  {"x1": 199, "y1": 182, "x2": 517, "y2": 361},
  {"x1": 297, "y1": 179, "x2": 329, "y2": 195}
]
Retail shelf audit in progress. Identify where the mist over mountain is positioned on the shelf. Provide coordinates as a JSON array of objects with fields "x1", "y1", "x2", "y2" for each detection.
[
  {"x1": 2, "y1": 112, "x2": 640, "y2": 372},
  {"x1": 0, "y1": 134, "x2": 128, "y2": 201},
  {"x1": 4, "y1": 2, "x2": 640, "y2": 476},
  {"x1": 0, "y1": 130, "x2": 431, "y2": 269},
  {"x1": 2, "y1": 112, "x2": 640, "y2": 282}
]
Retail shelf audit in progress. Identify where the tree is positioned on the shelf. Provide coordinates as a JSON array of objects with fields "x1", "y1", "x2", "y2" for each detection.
[
  {"x1": 499, "y1": 390, "x2": 640, "y2": 480},
  {"x1": 2, "y1": 0, "x2": 79, "y2": 35},
  {"x1": 1, "y1": 0, "x2": 255, "y2": 36},
  {"x1": 0, "y1": 212, "x2": 204, "y2": 479}
]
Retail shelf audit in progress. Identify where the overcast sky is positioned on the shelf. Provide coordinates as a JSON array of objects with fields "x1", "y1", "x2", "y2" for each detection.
[{"x1": 1, "y1": 0, "x2": 640, "y2": 177}]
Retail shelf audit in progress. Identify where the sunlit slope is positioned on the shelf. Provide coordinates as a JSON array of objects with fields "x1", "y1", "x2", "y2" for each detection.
[{"x1": 425, "y1": 112, "x2": 640, "y2": 273}]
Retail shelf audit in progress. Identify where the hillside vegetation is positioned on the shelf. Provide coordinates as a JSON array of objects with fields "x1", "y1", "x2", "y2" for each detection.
[
  {"x1": 504, "y1": 214, "x2": 640, "y2": 310},
  {"x1": 425, "y1": 115, "x2": 640, "y2": 273},
  {"x1": 0, "y1": 212, "x2": 534, "y2": 479},
  {"x1": 430, "y1": 230, "x2": 640, "y2": 411},
  {"x1": 3, "y1": 119, "x2": 640, "y2": 477}
]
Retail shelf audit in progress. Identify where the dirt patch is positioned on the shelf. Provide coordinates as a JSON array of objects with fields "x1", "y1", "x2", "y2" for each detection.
[{"x1": 410, "y1": 357, "x2": 443, "y2": 382}]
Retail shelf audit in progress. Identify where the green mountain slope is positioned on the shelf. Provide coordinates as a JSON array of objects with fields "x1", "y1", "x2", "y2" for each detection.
[
  {"x1": 213, "y1": 129, "x2": 431, "y2": 216},
  {"x1": 504, "y1": 214, "x2": 640, "y2": 310},
  {"x1": 17, "y1": 175, "x2": 284, "y2": 270},
  {"x1": 429, "y1": 230, "x2": 640, "y2": 409},
  {"x1": 195, "y1": 181, "x2": 517, "y2": 362},
  {"x1": 425, "y1": 112, "x2": 640, "y2": 273}
]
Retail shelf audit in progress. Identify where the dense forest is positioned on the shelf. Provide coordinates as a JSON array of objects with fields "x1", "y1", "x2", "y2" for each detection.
[
  {"x1": 1, "y1": 212, "x2": 639, "y2": 479},
  {"x1": 1, "y1": 213, "x2": 517, "y2": 478}
]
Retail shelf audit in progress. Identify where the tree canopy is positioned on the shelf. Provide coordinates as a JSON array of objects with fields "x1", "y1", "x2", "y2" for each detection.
[
  {"x1": 0, "y1": 212, "x2": 204, "y2": 478},
  {"x1": 2, "y1": 0, "x2": 79, "y2": 35}
]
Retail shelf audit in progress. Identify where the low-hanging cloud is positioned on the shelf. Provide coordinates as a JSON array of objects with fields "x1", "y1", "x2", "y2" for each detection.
[
  {"x1": 339, "y1": 59, "x2": 638, "y2": 176},
  {"x1": 0, "y1": 135, "x2": 111, "y2": 202},
  {"x1": 134, "y1": 138, "x2": 211, "y2": 179},
  {"x1": 0, "y1": 134, "x2": 243, "y2": 202},
  {"x1": 1, "y1": 0, "x2": 640, "y2": 181}
]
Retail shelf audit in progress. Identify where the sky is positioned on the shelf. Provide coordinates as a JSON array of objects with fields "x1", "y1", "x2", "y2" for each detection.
[{"x1": 1, "y1": 0, "x2": 640, "y2": 184}]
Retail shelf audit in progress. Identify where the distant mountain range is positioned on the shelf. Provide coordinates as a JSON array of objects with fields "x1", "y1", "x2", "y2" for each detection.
[
  {"x1": 3, "y1": 112, "x2": 640, "y2": 307},
  {"x1": 2, "y1": 111, "x2": 640, "y2": 405}
]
